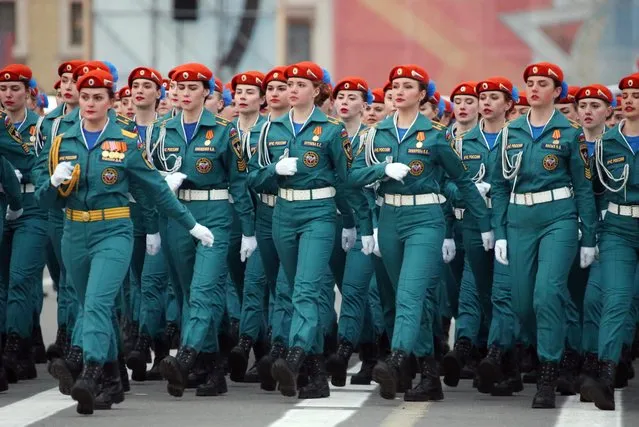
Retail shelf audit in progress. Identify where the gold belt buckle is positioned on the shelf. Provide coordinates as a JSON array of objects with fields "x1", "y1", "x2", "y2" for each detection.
[{"x1": 81, "y1": 211, "x2": 91, "y2": 222}]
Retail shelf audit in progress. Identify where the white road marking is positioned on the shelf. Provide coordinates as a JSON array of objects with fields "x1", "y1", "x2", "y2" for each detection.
[
  {"x1": 268, "y1": 361, "x2": 378, "y2": 427},
  {"x1": 0, "y1": 388, "x2": 75, "y2": 427},
  {"x1": 554, "y1": 390, "x2": 624, "y2": 427}
]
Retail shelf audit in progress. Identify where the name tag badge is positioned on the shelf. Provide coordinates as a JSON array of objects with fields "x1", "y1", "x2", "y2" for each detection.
[
  {"x1": 373, "y1": 147, "x2": 391, "y2": 153},
  {"x1": 407, "y1": 148, "x2": 430, "y2": 155},
  {"x1": 463, "y1": 154, "x2": 481, "y2": 160}
]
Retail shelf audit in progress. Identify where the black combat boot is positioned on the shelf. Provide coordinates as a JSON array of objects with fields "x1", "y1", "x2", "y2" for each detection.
[
  {"x1": 326, "y1": 338, "x2": 354, "y2": 387},
  {"x1": 229, "y1": 318, "x2": 240, "y2": 345},
  {"x1": 126, "y1": 333, "x2": 152, "y2": 382},
  {"x1": 118, "y1": 353, "x2": 130, "y2": 392},
  {"x1": 164, "y1": 322, "x2": 180, "y2": 350},
  {"x1": 378, "y1": 331, "x2": 391, "y2": 360},
  {"x1": 123, "y1": 321, "x2": 139, "y2": 357},
  {"x1": 578, "y1": 352, "x2": 598, "y2": 402},
  {"x1": 272, "y1": 346, "x2": 305, "y2": 397},
  {"x1": 186, "y1": 353, "x2": 208, "y2": 388},
  {"x1": 531, "y1": 361, "x2": 559, "y2": 409},
  {"x1": 19, "y1": 336, "x2": 37, "y2": 380},
  {"x1": 491, "y1": 348, "x2": 523, "y2": 396},
  {"x1": 2, "y1": 333, "x2": 21, "y2": 383},
  {"x1": 244, "y1": 340, "x2": 269, "y2": 383},
  {"x1": 323, "y1": 322, "x2": 338, "y2": 359},
  {"x1": 94, "y1": 360, "x2": 125, "y2": 410},
  {"x1": 46, "y1": 325, "x2": 68, "y2": 361},
  {"x1": 71, "y1": 362, "x2": 103, "y2": 415},
  {"x1": 146, "y1": 336, "x2": 170, "y2": 381},
  {"x1": 351, "y1": 342, "x2": 377, "y2": 385},
  {"x1": 49, "y1": 346, "x2": 83, "y2": 395},
  {"x1": 159, "y1": 346, "x2": 198, "y2": 397},
  {"x1": 258, "y1": 341, "x2": 285, "y2": 391},
  {"x1": 614, "y1": 345, "x2": 631, "y2": 388},
  {"x1": 404, "y1": 356, "x2": 444, "y2": 401},
  {"x1": 477, "y1": 345, "x2": 504, "y2": 394},
  {"x1": 556, "y1": 347, "x2": 580, "y2": 395},
  {"x1": 32, "y1": 325, "x2": 47, "y2": 364},
  {"x1": 196, "y1": 353, "x2": 228, "y2": 396},
  {"x1": 582, "y1": 360, "x2": 616, "y2": 411},
  {"x1": 298, "y1": 354, "x2": 330, "y2": 399},
  {"x1": 372, "y1": 350, "x2": 409, "y2": 400},
  {"x1": 441, "y1": 337, "x2": 472, "y2": 387},
  {"x1": 229, "y1": 334, "x2": 254, "y2": 382},
  {"x1": 522, "y1": 346, "x2": 539, "y2": 384}
]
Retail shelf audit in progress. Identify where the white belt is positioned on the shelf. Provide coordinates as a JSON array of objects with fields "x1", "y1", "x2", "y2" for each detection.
[
  {"x1": 21, "y1": 183, "x2": 35, "y2": 193},
  {"x1": 376, "y1": 196, "x2": 384, "y2": 207},
  {"x1": 454, "y1": 208, "x2": 465, "y2": 220},
  {"x1": 178, "y1": 188, "x2": 229, "y2": 202},
  {"x1": 259, "y1": 193, "x2": 276, "y2": 207},
  {"x1": 384, "y1": 193, "x2": 445, "y2": 207},
  {"x1": 509, "y1": 187, "x2": 572, "y2": 206},
  {"x1": 608, "y1": 202, "x2": 639, "y2": 218},
  {"x1": 278, "y1": 186, "x2": 336, "y2": 202}
]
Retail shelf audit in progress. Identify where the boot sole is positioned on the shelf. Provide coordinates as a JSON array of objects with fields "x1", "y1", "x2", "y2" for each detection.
[
  {"x1": 589, "y1": 387, "x2": 615, "y2": 411},
  {"x1": 350, "y1": 375, "x2": 372, "y2": 385},
  {"x1": 298, "y1": 387, "x2": 330, "y2": 399},
  {"x1": 372, "y1": 363, "x2": 396, "y2": 400},
  {"x1": 271, "y1": 359, "x2": 297, "y2": 397},
  {"x1": 441, "y1": 354, "x2": 462, "y2": 387},
  {"x1": 71, "y1": 386, "x2": 94, "y2": 415},
  {"x1": 126, "y1": 352, "x2": 147, "y2": 382},
  {"x1": 404, "y1": 390, "x2": 444, "y2": 402},
  {"x1": 326, "y1": 356, "x2": 347, "y2": 387},
  {"x1": 159, "y1": 358, "x2": 185, "y2": 398},
  {"x1": 478, "y1": 359, "x2": 503, "y2": 386},
  {"x1": 228, "y1": 349, "x2": 248, "y2": 383},
  {"x1": 257, "y1": 358, "x2": 276, "y2": 391},
  {"x1": 49, "y1": 360, "x2": 75, "y2": 396}
]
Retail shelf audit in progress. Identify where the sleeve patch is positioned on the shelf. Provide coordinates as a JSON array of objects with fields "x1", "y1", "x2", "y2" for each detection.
[
  {"x1": 579, "y1": 143, "x2": 592, "y2": 180},
  {"x1": 121, "y1": 129, "x2": 137, "y2": 139},
  {"x1": 141, "y1": 149, "x2": 155, "y2": 170}
]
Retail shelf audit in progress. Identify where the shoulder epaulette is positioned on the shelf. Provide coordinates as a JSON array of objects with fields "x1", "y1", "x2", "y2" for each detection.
[
  {"x1": 121, "y1": 129, "x2": 137, "y2": 139},
  {"x1": 431, "y1": 121, "x2": 447, "y2": 131},
  {"x1": 215, "y1": 115, "x2": 230, "y2": 126},
  {"x1": 326, "y1": 116, "x2": 341, "y2": 125},
  {"x1": 568, "y1": 119, "x2": 580, "y2": 129},
  {"x1": 116, "y1": 114, "x2": 131, "y2": 124}
]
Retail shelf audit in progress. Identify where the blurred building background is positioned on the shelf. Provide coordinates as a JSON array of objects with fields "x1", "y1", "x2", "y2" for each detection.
[{"x1": 0, "y1": 0, "x2": 638, "y2": 95}]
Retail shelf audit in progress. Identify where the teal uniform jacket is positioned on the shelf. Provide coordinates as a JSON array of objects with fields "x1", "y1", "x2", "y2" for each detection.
[
  {"x1": 491, "y1": 112, "x2": 597, "y2": 245},
  {"x1": 0, "y1": 112, "x2": 37, "y2": 188},
  {"x1": 593, "y1": 122, "x2": 639, "y2": 362},
  {"x1": 247, "y1": 107, "x2": 359, "y2": 230},
  {"x1": 0, "y1": 118, "x2": 23, "y2": 211}
]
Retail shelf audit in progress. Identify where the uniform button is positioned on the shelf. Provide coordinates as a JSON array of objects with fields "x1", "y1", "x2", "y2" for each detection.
[{"x1": 81, "y1": 212, "x2": 91, "y2": 222}]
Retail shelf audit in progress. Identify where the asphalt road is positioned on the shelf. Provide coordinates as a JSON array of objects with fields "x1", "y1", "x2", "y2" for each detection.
[{"x1": 0, "y1": 287, "x2": 637, "y2": 427}]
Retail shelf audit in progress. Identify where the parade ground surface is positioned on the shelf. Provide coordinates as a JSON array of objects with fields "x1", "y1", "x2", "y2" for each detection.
[{"x1": 0, "y1": 288, "x2": 635, "y2": 427}]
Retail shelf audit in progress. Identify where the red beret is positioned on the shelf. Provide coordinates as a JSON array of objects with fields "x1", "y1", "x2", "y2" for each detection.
[
  {"x1": 523, "y1": 62, "x2": 564, "y2": 84},
  {"x1": 128, "y1": 66, "x2": 163, "y2": 88},
  {"x1": 370, "y1": 88, "x2": 384, "y2": 104},
  {"x1": 54, "y1": 79, "x2": 61, "y2": 90},
  {"x1": 231, "y1": 71, "x2": 265, "y2": 91},
  {"x1": 0, "y1": 64, "x2": 33, "y2": 83},
  {"x1": 389, "y1": 65, "x2": 429, "y2": 85},
  {"x1": 619, "y1": 73, "x2": 639, "y2": 90},
  {"x1": 332, "y1": 76, "x2": 369, "y2": 99},
  {"x1": 383, "y1": 80, "x2": 392, "y2": 93},
  {"x1": 476, "y1": 76, "x2": 516, "y2": 98},
  {"x1": 168, "y1": 67, "x2": 178, "y2": 80},
  {"x1": 213, "y1": 78, "x2": 223, "y2": 93},
  {"x1": 263, "y1": 66, "x2": 287, "y2": 90},
  {"x1": 285, "y1": 62, "x2": 324, "y2": 83},
  {"x1": 450, "y1": 81, "x2": 477, "y2": 100},
  {"x1": 73, "y1": 61, "x2": 110, "y2": 81},
  {"x1": 575, "y1": 84, "x2": 614, "y2": 104},
  {"x1": 429, "y1": 91, "x2": 441, "y2": 105},
  {"x1": 118, "y1": 86, "x2": 132, "y2": 99},
  {"x1": 58, "y1": 60, "x2": 85, "y2": 77},
  {"x1": 172, "y1": 63, "x2": 213, "y2": 83},
  {"x1": 76, "y1": 70, "x2": 115, "y2": 91},
  {"x1": 161, "y1": 78, "x2": 171, "y2": 90}
]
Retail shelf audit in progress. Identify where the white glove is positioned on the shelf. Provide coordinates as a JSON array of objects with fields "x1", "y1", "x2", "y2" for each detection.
[
  {"x1": 580, "y1": 246, "x2": 596, "y2": 269},
  {"x1": 373, "y1": 228, "x2": 381, "y2": 257},
  {"x1": 14, "y1": 169, "x2": 22, "y2": 183},
  {"x1": 342, "y1": 227, "x2": 357, "y2": 252},
  {"x1": 275, "y1": 157, "x2": 298, "y2": 176},
  {"x1": 384, "y1": 163, "x2": 410, "y2": 183},
  {"x1": 481, "y1": 230, "x2": 495, "y2": 251},
  {"x1": 495, "y1": 239, "x2": 508, "y2": 265},
  {"x1": 165, "y1": 172, "x2": 187, "y2": 192},
  {"x1": 442, "y1": 238, "x2": 456, "y2": 263},
  {"x1": 146, "y1": 233, "x2": 161, "y2": 256},
  {"x1": 50, "y1": 161, "x2": 74, "y2": 187},
  {"x1": 240, "y1": 235, "x2": 258, "y2": 262},
  {"x1": 5, "y1": 207, "x2": 23, "y2": 221},
  {"x1": 189, "y1": 223, "x2": 214, "y2": 247},
  {"x1": 361, "y1": 235, "x2": 375, "y2": 255},
  {"x1": 475, "y1": 181, "x2": 491, "y2": 198}
]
